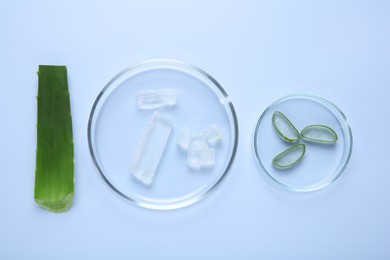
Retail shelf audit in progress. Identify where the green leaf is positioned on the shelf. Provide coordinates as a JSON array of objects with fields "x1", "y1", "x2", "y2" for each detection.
[
  {"x1": 301, "y1": 124, "x2": 338, "y2": 144},
  {"x1": 272, "y1": 111, "x2": 300, "y2": 143},
  {"x1": 272, "y1": 144, "x2": 306, "y2": 168},
  {"x1": 34, "y1": 65, "x2": 74, "y2": 213}
]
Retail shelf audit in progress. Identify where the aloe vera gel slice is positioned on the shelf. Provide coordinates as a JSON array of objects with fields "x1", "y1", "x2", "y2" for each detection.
[
  {"x1": 301, "y1": 125, "x2": 338, "y2": 143},
  {"x1": 272, "y1": 144, "x2": 306, "y2": 168},
  {"x1": 34, "y1": 65, "x2": 74, "y2": 213},
  {"x1": 272, "y1": 111, "x2": 300, "y2": 143}
]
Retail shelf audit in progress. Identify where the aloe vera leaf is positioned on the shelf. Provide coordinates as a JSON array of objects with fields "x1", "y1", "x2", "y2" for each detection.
[
  {"x1": 272, "y1": 111, "x2": 300, "y2": 143},
  {"x1": 34, "y1": 65, "x2": 74, "y2": 213},
  {"x1": 301, "y1": 125, "x2": 338, "y2": 143},
  {"x1": 272, "y1": 144, "x2": 306, "y2": 168}
]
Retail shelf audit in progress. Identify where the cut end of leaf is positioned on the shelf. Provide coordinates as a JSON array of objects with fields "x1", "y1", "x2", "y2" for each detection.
[
  {"x1": 35, "y1": 192, "x2": 74, "y2": 213},
  {"x1": 272, "y1": 111, "x2": 300, "y2": 143}
]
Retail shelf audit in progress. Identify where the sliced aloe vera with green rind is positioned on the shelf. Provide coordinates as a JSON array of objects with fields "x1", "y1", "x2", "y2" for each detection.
[
  {"x1": 35, "y1": 65, "x2": 74, "y2": 213},
  {"x1": 272, "y1": 111, "x2": 300, "y2": 143},
  {"x1": 301, "y1": 124, "x2": 338, "y2": 143},
  {"x1": 272, "y1": 144, "x2": 306, "y2": 168}
]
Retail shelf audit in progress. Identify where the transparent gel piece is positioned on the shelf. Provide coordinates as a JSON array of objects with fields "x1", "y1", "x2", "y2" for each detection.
[
  {"x1": 137, "y1": 89, "x2": 178, "y2": 110},
  {"x1": 187, "y1": 135, "x2": 208, "y2": 169},
  {"x1": 204, "y1": 124, "x2": 224, "y2": 146},
  {"x1": 202, "y1": 147, "x2": 215, "y2": 168},
  {"x1": 130, "y1": 111, "x2": 172, "y2": 185},
  {"x1": 187, "y1": 135, "x2": 216, "y2": 169},
  {"x1": 176, "y1": 127, "x2": 191, "y2": 151}
]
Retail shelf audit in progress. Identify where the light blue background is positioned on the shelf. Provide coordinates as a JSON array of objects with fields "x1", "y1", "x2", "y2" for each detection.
[{"x1": 1, "y1": 0, "x2": 389, "y2": 259}]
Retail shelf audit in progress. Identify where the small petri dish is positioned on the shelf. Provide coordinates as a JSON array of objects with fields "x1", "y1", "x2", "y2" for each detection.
[
  {"x1": 253, "y1": 94, "x2": 353, "y2": 192},
  {"x1": 88, "y1": 59, "x2": 238, "y2": 210}
]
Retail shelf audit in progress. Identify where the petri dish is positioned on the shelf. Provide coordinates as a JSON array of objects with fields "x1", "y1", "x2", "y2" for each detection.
[
  {"x1": 253, "y1": 94, "x2": 353, "y2": 192},
  {"x1": 88, "y1": 59, "x2": 238, "y2": 210}
]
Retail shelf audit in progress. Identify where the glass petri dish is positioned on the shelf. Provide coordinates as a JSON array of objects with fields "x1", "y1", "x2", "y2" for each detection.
[
  {"x1": 253, "y1": 94, "x2": 353, "y2": 192},
  {"x1": 88, "y1": 59, "x2": 238, "y2": 210}
]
